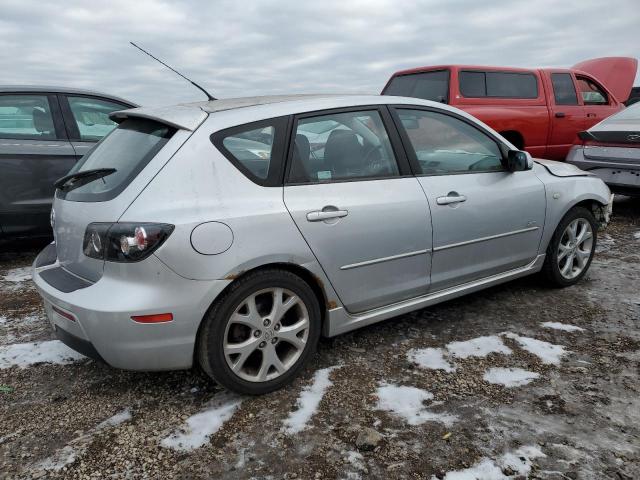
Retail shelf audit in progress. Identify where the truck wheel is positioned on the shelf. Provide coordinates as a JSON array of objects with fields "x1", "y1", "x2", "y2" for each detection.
[{"x1": 541, "y1": 207, "x2": 598, "y2": 288}]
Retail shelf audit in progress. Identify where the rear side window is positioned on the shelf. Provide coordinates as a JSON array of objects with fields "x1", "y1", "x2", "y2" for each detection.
[
  {"x1": 60, "y1": 118, "x2": 175, "y2": 202},
  {"x1": 459, "y1": 71, "x2": 538, "y2": 98},
  {"x1": 551, "y1": 73, "x2": 579, "y2": 105},
  {"x1": 384, "y1": 70, "x2": 449, "y2": 103},
  {"x1": 212, "y1": 117, "x2": 288, "y2": 186},
  {"x1": 0, "y1": 94, "x2": 57, "y2": 140},
  {"x1": 67, "y1": 96, "x2": 129, "y2": 141}
]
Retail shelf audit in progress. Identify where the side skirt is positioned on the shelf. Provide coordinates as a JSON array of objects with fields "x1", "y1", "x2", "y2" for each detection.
[{"x1": 324, "y1": 254, "x2": 546, "y2": 337}]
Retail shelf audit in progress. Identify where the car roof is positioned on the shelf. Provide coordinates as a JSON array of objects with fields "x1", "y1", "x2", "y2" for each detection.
[
  {"x1": 0, "y1": 85, "x2": 136, "y2": 106},
  {"x1": 110, "y1": 93, "x2": 491, "y2": 133}
]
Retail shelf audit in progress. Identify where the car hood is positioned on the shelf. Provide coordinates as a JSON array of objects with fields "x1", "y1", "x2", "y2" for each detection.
[
  {"x1": 534, "y1": 159, "x2": 591, "y2": 177},
  {"x1": 572, "y1": 57, "x2": 638, "y2": 102}
]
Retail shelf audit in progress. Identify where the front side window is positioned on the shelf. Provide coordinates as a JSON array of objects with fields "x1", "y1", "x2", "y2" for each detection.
[
  {"x1": 397, "y1": 109, "x2": 504, "y2": 174},
  {"x1": 61, "y1": 118, "x2": 174, "y2": 202},
  {"x1": 551, "y1": 73, "x2": 579, "y2": 105},
  {"x1": 67, "y1": 96, "x2": 129, "y2": 141},
  {"x1": 576, "y1": 77, "x2": 608, "y2": 105},
  {"x1": 383, "y1": 70, "x2": 449, "y2": 103},
  {"x1": 0, "y1": 94, "x2": 56, "y2": 140},
  {"x1": 459, "y1": 71, "x2": 538, "y2": 98},
  {"x1": 288, "y1": 110, "x2": 399, "y2": 183}
]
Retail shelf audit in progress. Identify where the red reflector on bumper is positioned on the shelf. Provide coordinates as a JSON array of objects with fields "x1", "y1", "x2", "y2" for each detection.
[
  {"x1": 52, "y1": 305, "x2": 76, "y2": 322},
  {"x1": 131, "y1": 313, "x2": 173, "y2": 323}
]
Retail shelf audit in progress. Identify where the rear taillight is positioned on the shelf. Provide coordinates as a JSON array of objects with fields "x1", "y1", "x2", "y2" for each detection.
[{"x1": 83, "y1": 223, "x2": 174, "y2": 262}]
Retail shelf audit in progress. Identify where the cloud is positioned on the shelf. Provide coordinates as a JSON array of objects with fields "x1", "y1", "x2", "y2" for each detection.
[{"x1": 1, "y1": 0, "x2": 638, "y2": 106}]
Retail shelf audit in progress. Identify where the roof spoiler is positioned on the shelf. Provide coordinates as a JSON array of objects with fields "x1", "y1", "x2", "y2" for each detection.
[{"x1": 572, "y1": 57, "x2": 638, "y2": 102}]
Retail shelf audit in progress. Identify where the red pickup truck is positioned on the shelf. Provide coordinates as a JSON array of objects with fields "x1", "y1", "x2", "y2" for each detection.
[{"x1": 382, "y1": 57, "x2": 637, "y2": 160}]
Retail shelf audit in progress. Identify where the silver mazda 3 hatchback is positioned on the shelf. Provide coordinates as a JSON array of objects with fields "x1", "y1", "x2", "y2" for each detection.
[{"x1": 32, "y1": 95, "x2": 612, "y2": 394}]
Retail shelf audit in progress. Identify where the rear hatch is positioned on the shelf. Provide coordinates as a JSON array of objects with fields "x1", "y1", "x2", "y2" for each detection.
[
  {"x1": 52, "y1": 106, "x2": 207, "y2": 282},
  {"x1": 572, "y1": 57, "x2": 638, "y2": 102},
  {"x1": 582, "y1": 103, "x2": 640, "y2": 166}
]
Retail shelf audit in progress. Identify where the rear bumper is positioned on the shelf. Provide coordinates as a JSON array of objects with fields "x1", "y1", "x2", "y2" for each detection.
[
  {"x1": 567, "y1": 146, "x2": 640, "y2": 192},
  {"x1": 32, "y1": 245, "x2": 231, "y2": 371}
]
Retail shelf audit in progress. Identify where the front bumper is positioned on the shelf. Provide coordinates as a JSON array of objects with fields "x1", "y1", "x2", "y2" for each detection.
[{"x1": 32, "y1": 245, "x2": 231, "y2": 371}]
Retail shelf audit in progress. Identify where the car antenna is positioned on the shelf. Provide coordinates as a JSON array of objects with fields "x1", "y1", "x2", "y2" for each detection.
[{"x1": 129, "y1": 41, "x2": 216, "y2": 101}]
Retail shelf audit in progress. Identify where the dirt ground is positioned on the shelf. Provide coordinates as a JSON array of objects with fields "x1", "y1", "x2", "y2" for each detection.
[{"x1": 1, "y1": 196, "x2": 639, "y2": 480}]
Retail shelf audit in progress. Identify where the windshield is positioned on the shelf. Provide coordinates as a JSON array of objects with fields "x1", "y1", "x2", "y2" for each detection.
[
  {"x1": 59, "y1": 118, "x2": 175, "y2": 202},
  {"x1": 383, "y1": 70, "x2": 450, "y2": 103}
]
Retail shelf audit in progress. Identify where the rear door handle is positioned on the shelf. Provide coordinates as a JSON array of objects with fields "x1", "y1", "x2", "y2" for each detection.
[
  {"x1": 306, "y1": 209, "x2": 349, "y2": 222},
  {"x1": 555, "y1": 112, "x2": 566, "y2": 118},
  {"x1": 436, "y1": 194, "x2": 467, "y2": 205}
]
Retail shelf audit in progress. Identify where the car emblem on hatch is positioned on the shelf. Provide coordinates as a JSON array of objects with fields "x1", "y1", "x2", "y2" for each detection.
[{"x1": 628, "y1": 134, "x2": 640, "y2": 142}]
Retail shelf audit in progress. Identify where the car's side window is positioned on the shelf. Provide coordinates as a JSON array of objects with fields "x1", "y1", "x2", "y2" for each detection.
[
  {"x1": 396, "y1": 109, "x2": 504, "y2": 175},
  {"x1": 288, "y1": 110, "x2": 399, "y2": 184},
  {"x1": 67, "y1": 96, "x2": 128, "y2": 142},
  {"x1": 576, "y1": 77, "x2": 608, "y2": 105},
  {"x1": 0, "y1": 94, "x2": 56, "y2": 140},
  {"x1": 551, "y1": 73, "x2": 579, "y2": 105}
]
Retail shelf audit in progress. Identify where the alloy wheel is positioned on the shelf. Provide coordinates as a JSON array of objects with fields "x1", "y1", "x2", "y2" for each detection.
[
  {"x1": 557, "y1": 218, "x2": 594, "y2": 280},
  {"x1": 223, "y1": 287, "x2": 309, "y2": 382}
]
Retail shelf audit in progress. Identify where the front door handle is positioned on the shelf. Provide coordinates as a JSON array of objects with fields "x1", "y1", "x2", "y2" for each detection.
[
  {"x1": 586, "y1": 112, "x2": 597, "y2": 118},
  {"x1": 436, "y1": 193, "x2": 467, "y2": 205},
  {"x1": 306, "y1": 209, "x2": 349, "y2": 222}
]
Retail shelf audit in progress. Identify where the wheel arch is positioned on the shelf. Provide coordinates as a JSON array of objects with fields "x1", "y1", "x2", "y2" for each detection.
[{"x1": 193, "y1": 262, "x2": 333, "y2": 367}]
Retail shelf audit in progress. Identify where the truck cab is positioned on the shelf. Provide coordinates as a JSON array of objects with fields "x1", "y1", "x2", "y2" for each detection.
[{"x1": 382, "y1": 57, "x2": 636, "y2": 160}]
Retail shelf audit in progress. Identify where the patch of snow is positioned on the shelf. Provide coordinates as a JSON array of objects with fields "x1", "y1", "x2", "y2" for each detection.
[
  {"x1": 96, "y1": 408, "x2": 132, "y2": 429},
  {"x1": 343, "y1": 450, "x2": 366, "y2": 472},
  {"x1": 483, "y1": 367, "x2": 540, "y2": 388},
  {"x1": 446, "y1": 335, "x2": 512, "y2": 359},
  {"x1": 541, "y1": 322, "x2": 584, "y2": 332},
  {"x1": 376, "y1": 383, "x2": 457, "y2": 426},
  {"x1": 407, "y1": 347, "x2": 456, "y2": 372},
  {"x1": 0, "y1": 313, "x2": 43, "y2": 327},
  {"x1": 633, "y1": 231, "x2": 640, "y2": 240},
  {"x1": 503, "y1": 333, "x2": 568, "y2": 365},
  {"x1": 161, "y1": 393, "x2": 242, "y2": 451},
  {"x1": 0, "y1": 340, "x2": 85, "y2": 369},
  {"x1": 2, "y1": 267, "x2": 32, "y2": 283},
  {"x1": 435, "y1": 444, "x2": 545, "y2": 479},
  {"x1": 596, "y1": 233, "x2": 615, "y2": 253},
  {"x1": 282, "y1": 366, "x2": 338, "y2": 434},
  {"x1": 35, "y1": 408, "x2": 132, "y2": 471}
]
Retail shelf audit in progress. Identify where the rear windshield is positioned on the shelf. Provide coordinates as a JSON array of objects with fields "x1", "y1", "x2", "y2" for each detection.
[
  {"x1": 607, "y1": 102, "x2": 640, "y2": 122},
  {"x1": 383, "y1": 70, "x2": 449, "y2": 103},
  {"x1": 59, "y1": 118, "x2": 175, "y2": 202}
]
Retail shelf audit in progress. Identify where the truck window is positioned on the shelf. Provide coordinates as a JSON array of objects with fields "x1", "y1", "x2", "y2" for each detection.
[
  {"x1": 576, "y1": 77, "x2": 608, "y2": 105},
  {"x1": 384, "y1": 70, "x2": 449, "y2": 103},
  {"x1": 459, "y1": 71, "x2": 538, "y2": 98},
  {"x1": 551, "y1": 73, "x2": 579, "y2": 105}
]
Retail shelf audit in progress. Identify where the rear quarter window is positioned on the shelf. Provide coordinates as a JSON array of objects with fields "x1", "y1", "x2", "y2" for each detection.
[
  {"x1": 459, "y1": 71, "x2": 538, "y2": 98},
  {"x1": 58, "y1": 118, "x2": 175, "y2": 202}
]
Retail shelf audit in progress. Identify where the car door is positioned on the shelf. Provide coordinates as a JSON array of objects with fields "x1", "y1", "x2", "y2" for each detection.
[
  {"x1": 0, "y1": 92, "x2": 76, "y2": 237},
  {"x1": 283, "y1": 107, "x2": 433, "y2": 313},
  {"x1": 59, "y1": 95, "x2": 133, "y2": 158},
  {"x1": 575, "y1": 75, "x2": 621, "y2": 128},
  {"x1": 545, "y1": 71, "x2": 586, "y2": 159},
  {"x1": 390, "y1": 106, "x2": 546, "y2": 292}
]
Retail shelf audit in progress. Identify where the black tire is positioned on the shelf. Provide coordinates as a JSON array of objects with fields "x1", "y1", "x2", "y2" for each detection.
[
  {"x1": 541, "y1": 206, "x2": 598, "y2": 288},
  {"x1": 197, "y1": 269, "x2": 321, "y2": 395}
]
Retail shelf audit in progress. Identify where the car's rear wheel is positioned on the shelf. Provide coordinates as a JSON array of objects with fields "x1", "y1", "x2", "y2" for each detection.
[
  {"x1": 542, "y1": 206, "x2": 598, "y2": 287},
  {"x1": 198, "y1": 269, "x2": 321, "y2": 395}
]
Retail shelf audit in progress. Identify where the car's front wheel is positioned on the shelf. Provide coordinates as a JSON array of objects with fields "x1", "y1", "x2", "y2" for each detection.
[
  {"x1": 197, "y1": 269, "x2": 321, "y2": 395},
  {"x1": 542, "y1": 206, "x2": 598, "y2": 287}
]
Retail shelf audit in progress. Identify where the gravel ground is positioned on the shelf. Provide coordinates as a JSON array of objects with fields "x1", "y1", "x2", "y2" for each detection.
[{"x1": 1, "y1": 196, "x2": 639, "y2": 480}]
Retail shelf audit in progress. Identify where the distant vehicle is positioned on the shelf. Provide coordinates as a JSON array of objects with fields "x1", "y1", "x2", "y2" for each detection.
[
  {"x1": 382, "y1": 57, "x2": 637, "y2": 161},
  {"x1": 625, "y1": 86, "x2": 640, "y2": 106},
  {"x1": 567, "y1": 102, "x2": 640, "y2": 196},
  {"x1": 33, "y1": 94, "x2": 611, "y2": 394},
  {"x1": 0, "y1": 86, "x2": 136, "y2": 241}
]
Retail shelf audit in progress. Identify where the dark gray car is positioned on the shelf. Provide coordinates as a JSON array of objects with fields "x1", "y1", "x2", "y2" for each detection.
[{"x1": 0, "y1": 86, "x2": 135, "y2": 240}]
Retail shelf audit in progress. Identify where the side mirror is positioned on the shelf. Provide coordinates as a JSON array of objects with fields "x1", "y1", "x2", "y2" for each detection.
[{"x1": 506, "y1": 150, "x2": 533, "y2": 172}]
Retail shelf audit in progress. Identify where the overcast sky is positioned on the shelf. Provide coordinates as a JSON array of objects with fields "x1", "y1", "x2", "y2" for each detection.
[{"x1": 1, "y1": 0, "x2": 639, "y2": 106}]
